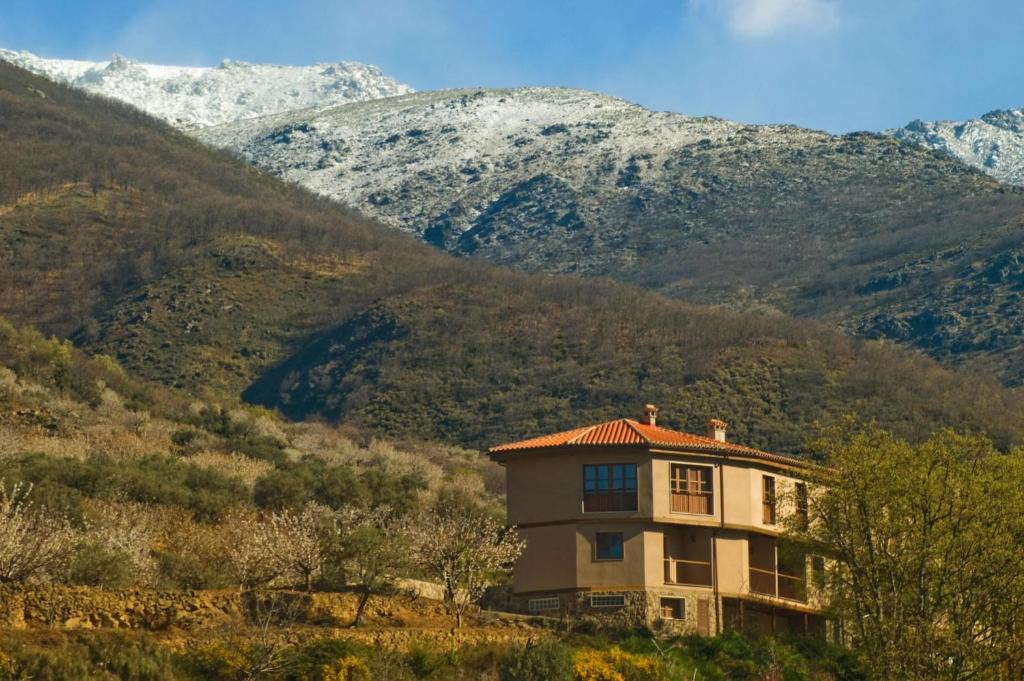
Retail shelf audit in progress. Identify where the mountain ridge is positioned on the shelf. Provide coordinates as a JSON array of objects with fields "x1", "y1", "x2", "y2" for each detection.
[
  {"x1": 0, "y1": 47, "x2": 412, "y2": 129},
  {"x1": 890, "y1": 108, "x2": 1024, "y2": 187}
]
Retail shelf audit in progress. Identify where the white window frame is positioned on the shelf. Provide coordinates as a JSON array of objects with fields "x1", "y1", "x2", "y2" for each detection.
[
  {"x1": 527, "y1": 596, "x2": 560, "y2": 612},
  {"x1": 589, "y1": 594, "x2": 626, "y2": 608}
]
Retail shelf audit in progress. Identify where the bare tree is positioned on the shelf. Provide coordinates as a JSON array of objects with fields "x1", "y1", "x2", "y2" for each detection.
[
  {"x1": 0, "y1": 481, "x2": 79, "y2": 583},
  {"x1": 412, "y1": 493, "x2": 525, "y2": 627}
]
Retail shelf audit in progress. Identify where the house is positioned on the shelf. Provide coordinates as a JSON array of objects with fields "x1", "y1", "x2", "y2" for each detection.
[{"x1": 488, "y1": 405, "x2": 826, "y2": 636}]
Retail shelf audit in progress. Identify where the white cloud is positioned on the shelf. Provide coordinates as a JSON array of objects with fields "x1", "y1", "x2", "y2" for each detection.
[{"x1": 708, "y1": 0, "x2": 841, "y2": 39}]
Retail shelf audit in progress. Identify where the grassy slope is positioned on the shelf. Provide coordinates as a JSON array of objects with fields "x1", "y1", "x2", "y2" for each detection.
[{"x1": 2, "y1": 62, "x2": 1023, "y2": 453}]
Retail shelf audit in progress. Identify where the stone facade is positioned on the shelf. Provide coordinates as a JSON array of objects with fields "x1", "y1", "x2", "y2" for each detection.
[{"x1": 509, "y1": 587, "x2": 717, "y2": 635}]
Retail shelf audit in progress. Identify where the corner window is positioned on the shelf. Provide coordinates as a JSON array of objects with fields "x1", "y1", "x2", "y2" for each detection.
[
  {"x1": 762, "y1": 475, "x2": 777, "y2": 525},
  {"x1": 670, "y1": 464, "x2": 714, "y2": 514},
  {"x1": 595, "y1": 531, "x2": 624, "y2": 560},
  {"x1": 583, "y1": 463, "x2": 638, "y2": 512}
]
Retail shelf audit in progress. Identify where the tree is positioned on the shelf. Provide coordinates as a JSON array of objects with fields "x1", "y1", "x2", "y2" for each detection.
[
  {"x1": 790, "y1": 425, "x2": 1024, "y2": 680},
  {"x1": 220, "y1": 510, "x2": 286, "y2": 589},
  {"x1": 412, "y1": 491, "x2": 525, "y2": 627},
  {"x1": 0, "y1": 481, "x2": 79, "y2": 583},
  {"x1": 329, "y1": 506, "x2": 413, "y2": 627},
  {"x1": 271, "y1": 503, "x2": 330, "y2": 591}
]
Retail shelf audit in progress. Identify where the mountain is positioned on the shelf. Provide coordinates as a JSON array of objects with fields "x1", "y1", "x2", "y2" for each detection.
[
  {"x1": 3, "y1": 61, "x2": 1022, "y2": 453},
  {"x1": 891, "y1": 109, "x2": 1024, "y2": 187},
  {"x1": 198, "y1": 87, "x2": 1024, "y2": 384},
  {"x1": 0, "y1": 48, "x2": 412, "y2": 129}
]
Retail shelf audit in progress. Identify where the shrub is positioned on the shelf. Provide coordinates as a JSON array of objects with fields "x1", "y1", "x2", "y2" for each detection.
[
  {"x1": 501, "y1": 639, "x2": 573, "y2": 681},
  {"x1": 572, "y1": 647, "x2": 666, "y2": 681}
]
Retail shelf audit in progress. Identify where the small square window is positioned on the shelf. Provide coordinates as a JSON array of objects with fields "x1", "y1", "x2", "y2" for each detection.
[
  {"x1": 660, "y1": 597, "x2": 684, "y2": 620},
  {"x1": 595, "y1": 532, "x2": 624, "y2": 560}
]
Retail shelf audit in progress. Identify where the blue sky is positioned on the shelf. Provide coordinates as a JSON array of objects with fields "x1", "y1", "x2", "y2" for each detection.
[{"x1": 1, "y1": 0, "x2": 1021, "y2": 133}]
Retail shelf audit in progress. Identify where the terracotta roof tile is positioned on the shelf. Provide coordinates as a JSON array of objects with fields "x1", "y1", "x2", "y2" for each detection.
[{"x1": 489, "y1": 418, "x2": 808, "y2": 468}]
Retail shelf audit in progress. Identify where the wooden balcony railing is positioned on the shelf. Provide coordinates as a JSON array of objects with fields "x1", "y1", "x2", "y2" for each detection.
[
  {"x1": 664, "y1": 558, "x2": 713, "y2": 587},
  {"x1": 583, "y1": 491, "x2": 638, "y2": 513},
  {"x1": 670, "y1": 492, "x2": 712, "y2": 515},
  {"x1": 748, "y1": 567, "x2": 807, "y2": 602}
]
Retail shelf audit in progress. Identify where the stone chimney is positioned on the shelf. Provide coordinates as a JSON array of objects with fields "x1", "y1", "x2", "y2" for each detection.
[
  {"x1": 707, "y1": 418, "x2": 728, "y2": 442},
  {"x1": 641, "y1": 404, "x2": 658, "y2": 426}
]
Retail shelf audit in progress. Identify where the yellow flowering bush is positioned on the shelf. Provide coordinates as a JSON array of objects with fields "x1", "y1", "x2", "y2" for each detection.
[
  {"x1": 320, "y1": 655, "x2": 370, "y2": 681},
  {"x1": 573, "y1": 647, "x2": 666, "y2": 681}
]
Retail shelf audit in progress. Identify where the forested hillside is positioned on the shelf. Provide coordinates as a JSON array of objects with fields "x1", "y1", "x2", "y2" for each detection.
[
  {"x1": 2, "y1": 62, "x2": 1023, "y2": 453},
  {"x1": 201, "y1": 88, "x2": 1024, "y2": 385}
]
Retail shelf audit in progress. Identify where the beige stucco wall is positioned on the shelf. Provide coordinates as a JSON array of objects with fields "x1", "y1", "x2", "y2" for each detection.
[
  {"x1": 504, "y1": 447, "x2": 652, "y2": 526},
  {"x1": 513, "y1": 524, "x2": 578, "y2": 593}
]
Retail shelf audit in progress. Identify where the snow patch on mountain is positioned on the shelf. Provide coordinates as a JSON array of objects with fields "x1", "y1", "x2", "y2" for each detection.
[
  {"x1": 889, "y1": 109, "x2": 1024, "y2": 187},
  {"x1": 196, "y1": 86, "x2": 818, "y2": 250},
  {"x1": 0, "y1": 48, "x2": 413, "y2": 129}
]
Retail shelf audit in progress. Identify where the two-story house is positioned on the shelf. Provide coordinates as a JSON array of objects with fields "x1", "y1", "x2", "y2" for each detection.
[{"x1": 488, "y1": 405, "x2": 826, "y2": 637}]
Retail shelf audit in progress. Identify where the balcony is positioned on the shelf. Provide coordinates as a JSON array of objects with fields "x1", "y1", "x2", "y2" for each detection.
[
  {"x1": 664, "y1": 558, "x2": 713, "y2": 587},
  {"x1": 748, "y1": 567, "x2": 806, "y2": 602},
  {"x1": 670, "y1": 491, "x2": 712, "y2": 515},
  {"x1": 583, "y1": 491, "x2": 638, "y2": 513}
]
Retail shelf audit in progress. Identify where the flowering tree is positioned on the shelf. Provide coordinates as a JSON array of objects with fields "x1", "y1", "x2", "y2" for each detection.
[
  {"x1": 0, "y1": 481, "x2": 79, "y2": 583},
  {"x1": 221, "y1": 510, "x2": 286, "y2": 589},
  {"x1": 271, "y1": 503, "x2": 331, "y2": 591},
  {"x1": 413, "y1": 493, "x2": 525, "y2": 627}
]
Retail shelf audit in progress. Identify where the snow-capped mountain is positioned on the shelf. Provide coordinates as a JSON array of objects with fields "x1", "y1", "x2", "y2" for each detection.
[
  {"x1": 197, "y1": 86, "x2": 825, "y2": 264},
  {"x1": 0, "y1": 48, "x2": 412, "y2": 129},
  {"x1": 889, "y1": 109, "x2": 1024, "y2": 187}
]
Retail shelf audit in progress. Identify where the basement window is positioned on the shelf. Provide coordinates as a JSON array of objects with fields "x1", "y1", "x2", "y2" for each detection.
[
  {"x1": 528, "y1": 597, "x2": 560, "y2": 612},
  {"x1": 590, "y1": 594, "x2": 626, "y2": 608}
]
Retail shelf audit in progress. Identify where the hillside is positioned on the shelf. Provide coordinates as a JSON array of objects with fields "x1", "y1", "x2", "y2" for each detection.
[
  {"x1": 890, "y1": 108, "x2": 1024, "y2": 187},
  {"x1": 198, "y1": 88, "x2": 1024, "y2": 384},
  {"x1": 2, "y1": 61, "x2": 1024, "y2": 453},
  {"x1": 0, "y1": 48, "x2": 412, "y2": 129}
]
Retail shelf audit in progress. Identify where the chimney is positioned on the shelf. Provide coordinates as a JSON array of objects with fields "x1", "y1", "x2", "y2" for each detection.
[
  {"x1": 707, "y1": 418, "x2": 728, "y2": 442},
  {"x1": 641, "y1": 404, "x2": 658, "y2": 426}
]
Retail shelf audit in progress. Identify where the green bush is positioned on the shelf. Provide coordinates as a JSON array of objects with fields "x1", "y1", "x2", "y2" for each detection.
[
  {"x1": 5, "y1": 452, "x2": 248, "y2": 521},
  {"x1": 501, "y1": 639, "x2": 573, "y2": 681},
  {"x1": 254, "y1": 458, "x2": 425, "y2": 512},
  {"x1": 68, "y1": 542, "x2": 136, "y2": 589}
]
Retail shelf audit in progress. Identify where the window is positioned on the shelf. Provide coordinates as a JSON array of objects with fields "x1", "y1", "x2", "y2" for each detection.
[
  {"x1": 670, "y1": 464, "x2": 713, "y2": 514},
  {"x1": 795, "y1": 482, "x2": 809, "y2": 528},
  {"x1": 583, "y1": 463, "x2": 638, "y2": 512},
  {"x1": 762, "y1": 475, "x2": 777, "y2": 525},
  {"x1": 528, "y1": 597, "x2": 560, "y2": 612},
  {"x1": 590, "y1": 594, "x2": 626, "y2": 608},
  {"x1": 595, "y1": 532, "x2": 624, "y2": 560},
  {"x1": 660, "y1": 597, "x2": 684, "y2": 620}
]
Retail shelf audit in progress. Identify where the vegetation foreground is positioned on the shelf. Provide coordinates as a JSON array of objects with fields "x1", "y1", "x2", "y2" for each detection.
[{"x1": 0, "y1": 627, "x2": 864, "y2": 681}]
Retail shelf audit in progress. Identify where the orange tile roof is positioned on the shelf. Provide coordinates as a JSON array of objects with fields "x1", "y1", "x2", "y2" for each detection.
[{"x1": 489, "y1": 418, "x2": 808, "y2": 468}]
